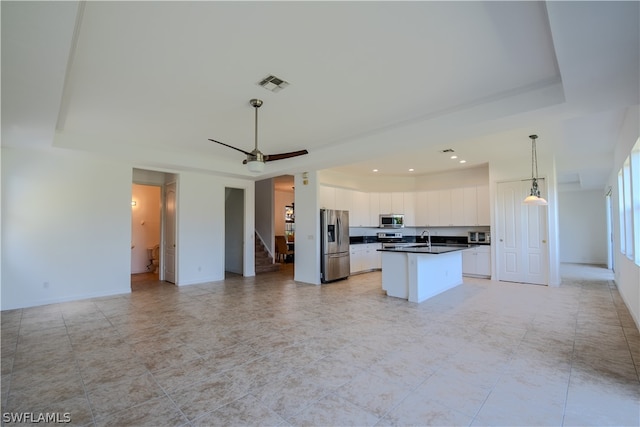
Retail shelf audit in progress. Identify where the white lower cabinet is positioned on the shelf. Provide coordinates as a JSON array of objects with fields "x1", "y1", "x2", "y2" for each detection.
[
  {"x1": 462, "y1": 245, "x2": 491, "y2": 277},
  {"x1": 350, "y1": 243, "x2": 382, "y2": 274}
]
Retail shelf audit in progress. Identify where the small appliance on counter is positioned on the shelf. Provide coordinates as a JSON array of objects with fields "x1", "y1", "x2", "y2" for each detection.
[
  {"x1": 468, "y1": 231, "x2": 490, "y2": 244},
  {"x1": 379, "y1": 214, "x2": 404, "y2": 228},
  {"x1": 320, "y1": 209, "x2": 350, "y2": 283}
]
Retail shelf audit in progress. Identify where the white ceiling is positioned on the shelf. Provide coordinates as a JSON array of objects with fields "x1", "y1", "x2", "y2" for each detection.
[{"x1": 2, "y1": 1, "x2": 638, "y2": 190}]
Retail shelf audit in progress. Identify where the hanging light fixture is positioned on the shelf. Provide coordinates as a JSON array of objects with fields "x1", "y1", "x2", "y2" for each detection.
[{"x1": 523, "y1": 134, "x2": 548, "y2": 205}]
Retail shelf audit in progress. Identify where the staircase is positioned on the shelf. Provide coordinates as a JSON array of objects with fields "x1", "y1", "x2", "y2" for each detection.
[{"x1": 255, "y1": 235, "x2": 281, "y2": 274}]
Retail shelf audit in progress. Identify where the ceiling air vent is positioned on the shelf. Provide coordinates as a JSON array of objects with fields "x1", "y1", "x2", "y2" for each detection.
[
  {"x1": 258, "y1": 75, "x2": 290, "y2": 92},
  {"x1": 441, "y1": 148, "x2": 455, "y2": 153}
]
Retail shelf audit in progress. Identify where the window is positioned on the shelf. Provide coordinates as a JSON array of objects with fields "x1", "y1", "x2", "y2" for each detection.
[
  {"x1": 623, "y1": 158, "x2": 634, "y2": 260},
  {"x1": 631, "y1": 138, "x2": 640, "y2": 265},
  {"x1": 619, "y1": 137, "x2": 640, "y2": 266},
  {"x1": 619, "y1": 169, "x2": 625, "y2": 254}
]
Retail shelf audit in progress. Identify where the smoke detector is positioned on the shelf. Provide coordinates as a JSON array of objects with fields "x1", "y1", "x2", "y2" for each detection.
[{"x1": 258, "y1": 75, "x2": 290, "y2": 92}]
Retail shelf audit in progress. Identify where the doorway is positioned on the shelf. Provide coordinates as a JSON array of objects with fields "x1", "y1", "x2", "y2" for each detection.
[
  {"x1": 496, "y1": 179, "x2": 549, "y2": 285},
  {"x1": 131, "y1": 184, "x2": 161, "y2": 287},
  {"x1": 225, "y1": 187, "x2": 244, "y2": 276},
  {"x1": 131, "y1": 168, "x2": 178, "y2": 289}
]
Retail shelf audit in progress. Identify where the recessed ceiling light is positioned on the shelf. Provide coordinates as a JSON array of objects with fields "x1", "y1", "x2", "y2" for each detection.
[
  {"x1": 450, "y1": 155, "x2": 458, "y2": 159},
  {"x1": 459, "y1": 160, "x2": 467, "y2": 164},
  {"x1": 409, "y1": 168, "x2": 414, "y2": 172},
  {"x1": 373, "y1": 169, "x2": 378, "y2": 172}
]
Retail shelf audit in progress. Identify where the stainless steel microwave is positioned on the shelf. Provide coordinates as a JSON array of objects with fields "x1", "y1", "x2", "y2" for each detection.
[
  {"x1": 468, "y1": 231, "x2": 490, "y2": 243},
  {"x1": 379, "y1": 214, "x2": 404, "y2": 228}
]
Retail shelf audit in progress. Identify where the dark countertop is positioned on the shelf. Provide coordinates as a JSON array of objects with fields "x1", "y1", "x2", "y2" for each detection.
[
  {"x1": 350, "y1": 235, "x2": 490, "y2": 245},
  {"x1": 378, "y1": 244, "x2": 477, "y2": 254}
]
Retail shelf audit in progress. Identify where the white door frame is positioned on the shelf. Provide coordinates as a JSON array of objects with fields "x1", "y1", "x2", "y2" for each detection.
[{"x1": 496, "y1": 178, "x2": 549, "y2": 285}]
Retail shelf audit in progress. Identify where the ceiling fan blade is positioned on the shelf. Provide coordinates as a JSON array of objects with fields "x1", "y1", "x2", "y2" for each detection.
[
  {"x1": 208, "y1": 139, "x2": 252, "y2": 156},
  {"x1": 265, "y1": 150, "x2": 309, "y2": 162}
]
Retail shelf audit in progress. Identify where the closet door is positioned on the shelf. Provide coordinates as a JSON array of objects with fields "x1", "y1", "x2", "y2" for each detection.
[{"x1": 496, "y1": 180, "x2": 547, "y2": 285}]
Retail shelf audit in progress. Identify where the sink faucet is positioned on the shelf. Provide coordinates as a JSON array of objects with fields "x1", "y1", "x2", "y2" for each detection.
[{"x1": 421, "y1": 230, "x2": 431, "y2": 248}]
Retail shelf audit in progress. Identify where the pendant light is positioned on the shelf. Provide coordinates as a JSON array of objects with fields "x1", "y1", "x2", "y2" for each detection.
[{"x1": 523, "y1": 134, "x2": 548, "y2": 205}]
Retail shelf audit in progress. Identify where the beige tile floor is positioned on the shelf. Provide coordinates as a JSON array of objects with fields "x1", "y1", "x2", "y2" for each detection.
[{"x1": 1, "y1": 263, "x2": 638, "y2": 426}]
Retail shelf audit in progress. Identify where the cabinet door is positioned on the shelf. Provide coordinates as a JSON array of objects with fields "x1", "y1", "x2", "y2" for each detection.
[
  {"x1": 351, "y1": 191, "x2": 369, "y2": 227},
  {"x1": 369, "y1": 193, "x2": 380, "y2": 226},
  {"x1": 462, "y1": 250, "x2": 476, "y2": 274},
  {"x1": 426, "y1": 191, "x2": 439, "y2": 226},
  {"x1": 403, "y1": 192, "x2": 416, "y2": 226},
  {"x1": 476, "y1": 245, "x2": 491, "y2": 276},
  {"x1": 349, "y1": 245, "x2": 363, "y2": 273},
  {"x1": 476, "y1": 251, "x2": 491, "y2": 276},
  {"x1": 335, "y1": 188, "x2": 351, "y2": 212},
  {"x1": 415, "y1": 191, "x2": 427, "y2": 226},
  {"x1": 450, "y1": 188, "x2": 465, "y2": 226},
  {"x1": 476, "y1": 185, "x2": 490, "y2": 225},
  {"x1": 463, "y1": 187, "x2": 478, "y2": 225},
  {"x1": 391, "y1": 192, "x2": 404, "y2": 214},
  {"x1": 437, "y1": 190, "x2": 452, "y2": 226},
  {"x1": 379, "y1": 193, "x2": 392, "y2": 214},
  {"x1": 319, "y1": 186, "x2": 335, "y2": 210},
  {"x1": 373, "y1": 243, "x2": 382, "y2": 269}
]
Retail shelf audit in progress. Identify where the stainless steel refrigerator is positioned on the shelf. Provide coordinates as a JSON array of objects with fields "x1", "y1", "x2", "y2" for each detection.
[{"x1": 320, "y1": 209, "x2": 350, "y2": 283}]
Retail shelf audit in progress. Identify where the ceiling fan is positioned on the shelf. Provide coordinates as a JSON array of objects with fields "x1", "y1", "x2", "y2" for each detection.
[{"x1": 209, "y1": 99, "x2": 309, "y2": 172}]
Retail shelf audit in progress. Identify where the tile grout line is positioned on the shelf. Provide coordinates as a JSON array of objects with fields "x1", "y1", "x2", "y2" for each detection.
[
  {"x1": 62, "y1": 308, "x2": 98, "y2": 427},
  {"x1": 608, "y1": 280, "x2": 640, "y2": 382},
  {"x1": 560, "y1": 279, "x2": 582, "y2": 427},
  {"x1": 0, "y1": 308, "x2": 23, "y2": 427}
]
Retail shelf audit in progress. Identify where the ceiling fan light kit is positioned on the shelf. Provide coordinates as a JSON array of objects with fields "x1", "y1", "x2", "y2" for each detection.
[
  {"x1": 209, "y1": 98, "x2": 308, "y2": 173},
  {"x1": 523, "y1": 134, "x2": 548, "y2": 206}
]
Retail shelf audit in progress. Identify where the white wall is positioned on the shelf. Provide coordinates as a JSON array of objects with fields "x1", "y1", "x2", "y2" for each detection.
[
  {"x1": 294, "y1": 171, "x2": 321, "y2": 285},
  {"x1": 610, "y1": 105, "x2": 639, "y2": 328},
  {"x1": 1, "y1": 147, "x2": 132, "y2": 309},
  {"x1": 1, "y1": 146, "x2": 256, "y2": 309},
  {"x1": 558, "y1": 190, "x2": 607, "y2": 264},
  {"x1": 176, "y1": 172, "x2": 255, "y2": 285}
]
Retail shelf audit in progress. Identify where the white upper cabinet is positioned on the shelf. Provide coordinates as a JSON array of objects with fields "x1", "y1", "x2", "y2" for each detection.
[
  {"x1": 334, "y1": 187, "x2": 351, "y2": 212},
  {"x1": 463, "y1": 186, "x2": 478, "y2": 225},
  {"x1": 437, "y1": 190, "x2": 452, "y2": 226},
  {"x1": 351, "y1": 190, "x2": 370, "y2": 227},
  {"x1": 391, "y1": 192, "x2": 404, "y2": 213},
  {"x1": 378, "y1": 192, "x2": 392, "y2": 214},
  {"x1": 415, "y1": 191, "x2": 428, "y2": 226},
  {"x1": 369, "y1": 192, "x2": 380, "y2": 226},
  {"x1": 321, "y1": 183, "x2": 490, "y2": 227},
  {"x1": 476, "y1": 185, "x2": 490, "y2": 225},
  {"x1": 403, "y1": 192, "x2": 416, "y2": 226},
  {"x1": 450, "y1": 188, "x2": 465, "y2": 226}
]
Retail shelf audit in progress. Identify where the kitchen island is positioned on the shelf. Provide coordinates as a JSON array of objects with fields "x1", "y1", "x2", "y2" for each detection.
[{"x1": 378, "y1": 244, "x2": 473, "y2": 303}]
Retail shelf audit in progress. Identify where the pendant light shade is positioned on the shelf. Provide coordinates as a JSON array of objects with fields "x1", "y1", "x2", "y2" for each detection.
[{"x1": 523, "y1": 134, "x2": 548, "y2": 206}]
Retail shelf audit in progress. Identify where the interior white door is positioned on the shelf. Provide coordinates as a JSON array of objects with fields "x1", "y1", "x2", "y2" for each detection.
[
  {"x1": 496, "y1": 179, "x2": 548, "y2": 285},
  {"x1": 164, "y1": 181, "x2": 176, "y2": 283}
]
